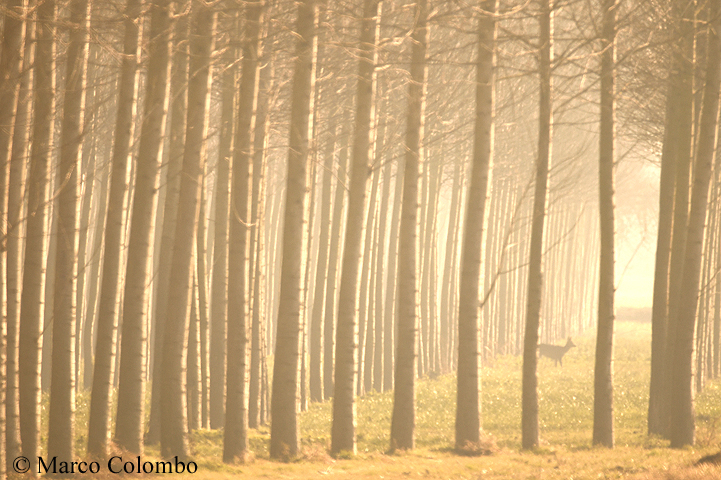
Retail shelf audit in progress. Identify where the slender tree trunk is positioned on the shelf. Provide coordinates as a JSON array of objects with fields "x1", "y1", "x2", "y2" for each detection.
[
  {"x1": 48, "y1": 0, "x2": 89, "y2": 463},
  {"x1": 160, "y1": 0, "x2": 214, "y2": 459},
  {"x1": 332, "y1": 0, "x2": 380, "y2": 452},
  {"x1": 454, "y1": 0, "x2": 496, "y2": 451},
  {"x1": 249, "y1": 50, "x2": 272, "y2": 429},
  {"x1": 374, "y1": 131, "x2": 389, "y2": 391},
  {"x1": 209, "y1": 14, "x2": 234, "y2": 429},
  {"x1": 187, "y1": 273, "x2": 201, "y2": 432},
  {"x1": 87, "y1": 0, "x2": 141, "y2": 457},
  {"x1": 390, "y1": 0, "x2": 427, "y2": 451},
  {"x1": 648, "y1": 0, "x2": 693, "y2": 436},
  {"x1": 593, "y1": 0, "x2": 616, "y2": 447},
  {"x1": 658, "y1": 0, "x2": 696, "y2": 438},
  {"x1": 269, "y1": 0, "x2": 315, "y2": 459},
  {"x1": 357, "y1": 165, "x2": 379, "y2": 396},
  {"x1": 146, "y1": 0, "x2": 189, "y2": 444},
  {"x1": 669, "y1": 1, "x2": 721, "y2": 446},
  {"x1": 0, "y1": 0, "x2": 26, "y2": 471},
  {"x1": 440, "y1": 162, "x2": 461, "y2": 374},
  {"x1": 223, "y1": 0, "x2": 262, "y2": 462},
  {"x1": 19, "y1": 0, "x2": 55, "y2": 471},
  {"x1": 197, "y1": 182, "x2": 210, "y2": 429},
  {"x1": 114, "y1": 0, "x2": 171, "y2": 454},
  {"x1": 383, "y1": 162, "x2": 402, "y2": 392},
  {"x1": 310, "y1": 143, "x2": 334, "y2": 403},
  {"x1": 324, "y1": 129, "x2": 348, "y2": 401},
  {"x1": 522, "y1": 0, "x2": 552, "y2": 450}
]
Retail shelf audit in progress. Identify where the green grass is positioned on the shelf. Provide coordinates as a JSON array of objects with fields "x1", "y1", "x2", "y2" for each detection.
[{"x1": 54, "y1": 320, "x2": 721, "y2": 478}]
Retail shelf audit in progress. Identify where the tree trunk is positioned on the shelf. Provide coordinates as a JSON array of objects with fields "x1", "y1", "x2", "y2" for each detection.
[
  {"x1": 209, "y1": 14, "x2": 234, "y2": 429},
  {"x1": 331, "y1": 0, "x2": 379, "y2": 453},
  {"x1": 47, "y1": 0, "x2": 89, "y2": 463},
  {"x1": 87, "y1": 0, "x2": 141, "y2": 457},
  {"x1": 669, "y1": 1, "x2": 721, "y2": 447},
  {"x1": 269, "y1": 0, "x2": 315, "y2": 459},
  {"x1": 19, "y1": 0, "x2": 55, "y2": 471},
  {"x1": 383, "y1": 160, "x2": 402, "y2": 392},
  {"x1": 310, "y1": 142, "x2": 334, "y2": 403},
  {"x1": 187, "y1": 273, "x2": 201, "y2": 432},
  {"x1": 197, "y1": 182, "x2": 210, "y2": 429},
  {"x1": 223, "y1": 0, "x2": 262, "y2": 463},
  {"x1": 146, "y1": 0, "x2": 189, "y2": 445},
  {"x1": 114, "y1": 0, "x2": 171, "y2": 454},
  {"x1": 324, "y1": 128, "x2": 348, "y2": 401},
  {"x1": 249, "y1": 50, "x2": 272, "y2": 429},
  {"x1": 0, "y1": 0, "x2": 26, "y2": 471},
  {"x1": 440, "y1": 161, "x2": 461, "y2": 374},
  {"x1": 390, "y1": 0, "x2": 427, "y2": 452},
  {"x1": 648, "y1": 0, "x2": 695, "y2": 436},
  {"x1": 455, "y1": 0, "x2": 496, "y2": 451},
  {"x1": 160, "y1": 0, "x2": 214, "y2": 459},
  {"x1": 593, "y1": 0, "x2": 616, "y2": 448},
  {"x1": 357, "y1": 164, "x2": 379, "y2": 396},
  {"x1": 522, "y1": 0, "x2": 552, "y2": 450}
]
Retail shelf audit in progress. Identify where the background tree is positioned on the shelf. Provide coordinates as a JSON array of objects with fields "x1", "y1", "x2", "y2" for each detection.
[
  {"x1": 331, "y1": 0, "x2": 380, "y2": 455},
  {"x1": 115, "y1": 0, "x2": 171, "y2": 454},
  {"x1": 593, "y1": 0, "x2": 617, "y2": 448},
  {"x1": 269, "y1": 0, "x2": 315, "y2": 460},
  {"x1": 455, "y1": 0, "x2": 497, "y2": 451},
  {"x1": 390, "y1": 0, "x2": 427, "y2": 452}
]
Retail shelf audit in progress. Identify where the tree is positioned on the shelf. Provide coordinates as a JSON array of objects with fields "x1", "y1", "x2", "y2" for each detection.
[
  {"x1": 455, "y1": 0, "x2": 497, "y2": 451},
  {"x1": 19, "y1": 0, "x2": 55, "y2": 471},
  {"x1": 0, "y1": 0, "x2": 26, "y2": 472},
  {"x1": 146, "y1": 0, "x2": 189, "y2": 444},
  {"x1": 521, "y1": 0, "x2": 552, "y2": 450},
  {"x1": 331, "y1": 0, "x2": 379, "y2": 455},
  {"x1": 47, "y1": 0, "x2": 90, "y2": 463},
  {"x1": 87, "y1": 0, "x2": 141, "y2": 457},
  {"x1": 390, "y1": 0, "x2": 427, "y2": 452},
  {"x1": 160, "y1": 0, "x2": 215, "y2": 459},
  {"x1": 209, "y1": 6, "x2": 236, "y2": 429},
  {"x1": 648, "y1": 0, "x2": 695, "y2": 437},
  {"x1": 593, "y1": 0, "x2": 617, "y2": 448},
  {"x1": 269, "y1": 0, "x2": 316, "y2": 459},
  {"x1": 115, "y1": 0, "x2": 171, "y2": 454},
  {"x1": 5, "y1": 14, "x2": 31, "y2": 471},
  {"x1": 224, "y1": 0, "x2": 263, "y2": 463},
  {"x1": 669, "y1": 0, "x2": 721, "y2": 446}
]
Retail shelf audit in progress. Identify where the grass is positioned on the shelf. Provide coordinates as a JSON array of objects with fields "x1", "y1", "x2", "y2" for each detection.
[{"x1": 56, "y1": 320, "x2": 721, "y2": 478}]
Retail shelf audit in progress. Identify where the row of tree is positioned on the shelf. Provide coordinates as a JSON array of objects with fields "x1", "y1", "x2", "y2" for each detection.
[{"x1": 0, "y1": 0, "x2": 719, "y2": 475}]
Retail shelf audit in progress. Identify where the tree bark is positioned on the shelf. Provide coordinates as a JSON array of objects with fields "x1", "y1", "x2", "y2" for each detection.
[
  {"x1": 669, "y1": 0, "x2": 721, "y2": 446},
  {"x1": 19, "y1": 0, "x2": 55, "y2": 471},
  {"x1": 146, "y1": 0, "x2": 189, "y2": 444},
  {"x1": 648, "y1": 0, "x2": 695, "y2": 436},
  {"x1": 455, "y1": 0, "x2": 496, "y2": 451},
  {"x1": 522, "y1": 0, "x2": 552, "y2": 450},
  {"x1": 47, "y1": 0, "x2": 89, "y2": 464},
  {"x1": 114, "y1": 0, "x2": 171, "y2": 454},
  {"x1": 269, "y1": 0, "x2": 315, "y2": 459},
  {"x1": 209, "y1": 13, "x2": 234, "y2": 429},
  {"x1": 87, "y1": 0, "x2": 141, "y2": 457},
  {"x1": 331, "y1": 0, "x2": 379, "y2": 453},
  {"x1": 224, "y1": 0, "x2": 262, "y2": 463},
  {"x1": 0, "y1": 0, "x2": 26, "y2": 472},
  {"x1": 593, "y1": 0, "x2": 617, "y2": 448},
  {"x1": 390, "y1": 0, "x2": 427, "y2": 452},
  {"x1": 160, "y1": 0, "x2": 214, "y2": 459}
]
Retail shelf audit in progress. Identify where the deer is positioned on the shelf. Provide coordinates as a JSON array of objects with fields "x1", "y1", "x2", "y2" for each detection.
[{"x1": 537, "y1": 337, "x2": 576, "y2": 367}]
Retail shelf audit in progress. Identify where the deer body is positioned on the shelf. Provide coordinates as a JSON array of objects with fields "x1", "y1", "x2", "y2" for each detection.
[{"x1": 537, "y1": 338, "x2": 576, "y2": 367}]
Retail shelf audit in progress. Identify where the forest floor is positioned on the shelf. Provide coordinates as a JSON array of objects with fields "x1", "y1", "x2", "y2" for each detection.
[{"x1": 68, "y1": 320, "x2": 721, "y2": 479}]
